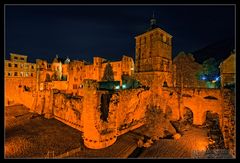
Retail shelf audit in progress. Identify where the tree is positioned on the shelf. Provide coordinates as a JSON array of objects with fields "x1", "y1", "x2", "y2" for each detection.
[
  {"x1": 102, "y1": 62, "x2": 114, "y2": 81},
  {"x1": 196, "y1": 57, "x2": 220, "y2": 88},
  {"x1": 45, "y1": 73, "x2": 51, "y2": 82},
  {"x1": 173, "y1": 51, "x2": 202, "y2": 88},
  {"x1": 202, "y1": 58, "x2": 219, "y2": 81}
]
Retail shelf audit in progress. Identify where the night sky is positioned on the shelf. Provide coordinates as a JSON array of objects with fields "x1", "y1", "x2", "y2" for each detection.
[{"x1": 5, "y1": 5, "x2": 235, "y2": 63}]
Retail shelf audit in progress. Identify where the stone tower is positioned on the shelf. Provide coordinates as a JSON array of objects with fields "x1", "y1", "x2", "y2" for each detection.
[
  {"x1": 134, "y1": 15, "x2": 174, "y2": 88},
  {"x1": 82, "y1": 79, "x2": 117, "y2": 149}
]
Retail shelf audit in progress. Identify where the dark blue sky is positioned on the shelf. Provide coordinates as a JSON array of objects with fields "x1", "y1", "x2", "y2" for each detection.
[{"x1": 5, "y1": 5, "x2": 235, "y2": 63}]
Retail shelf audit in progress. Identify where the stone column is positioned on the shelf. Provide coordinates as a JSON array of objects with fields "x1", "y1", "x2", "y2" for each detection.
[{"x1": 44, "y1": 89, "x2": 54, "y2": 119}]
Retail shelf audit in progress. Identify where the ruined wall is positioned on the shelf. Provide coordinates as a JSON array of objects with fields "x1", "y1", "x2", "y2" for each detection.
[
  {"x1": 114, "y1": 89, "x2": 151, "y2": 135},
  {"x1": 81, "y1": 80, "x2": 118, "y2": 149},
  {"x1": 221, "y1": 89, "x2": 236, "y2": 158},
  {"x1": 52, "y1": 92, "x2": 84, "y2": 131},
  {"x1": 52, "y1": 81, "x2": 68, "y2": 90},
  {"x1": 5, "y1": 77, "x2": 36, "y2": 108},
  {"x1": 134, "y1": 71, "x2": 173, "y2": 88}
]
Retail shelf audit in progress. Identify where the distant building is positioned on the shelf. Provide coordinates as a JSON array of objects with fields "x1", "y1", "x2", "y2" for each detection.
[
  {"x1": 67, "y1": 55, "x2": 134, "y2": 92},
  {"x1": 5, "y1": 53, "x2": 36, "y2": 78},
  {"x1": 219, "y1": 51, "x2": 236, "y2": 87},
  {"x1": 32, "y1": 54, "x2": 134, "y2": 92}
]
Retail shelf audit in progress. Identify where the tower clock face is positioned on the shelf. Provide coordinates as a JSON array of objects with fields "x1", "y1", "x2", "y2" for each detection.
[{"x1": 163, "y1": 35, "x2": 166, "y2": 42}]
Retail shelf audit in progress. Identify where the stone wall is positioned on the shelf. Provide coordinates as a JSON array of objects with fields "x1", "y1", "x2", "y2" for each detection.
[
  {"x1": 114, "y1": 89, "x2": 151, "y2": 134},
  {"x1": 5, "y1": 77, "x2": 36, "y2": 108},
  {"x1": 52, "y1": 92, "x2": 84, "y2": 131},
  {"x1": 221, "y1": 89, "x2": 236, "y2": 158}
]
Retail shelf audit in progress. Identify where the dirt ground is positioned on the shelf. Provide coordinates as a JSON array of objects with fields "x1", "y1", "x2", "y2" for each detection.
[{"x1": 5, "y1": 105, "x2": 83, "y2": 158}]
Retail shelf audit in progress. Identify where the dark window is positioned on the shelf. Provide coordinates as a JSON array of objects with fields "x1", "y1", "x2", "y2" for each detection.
[
  {"x1": 8, "y1": 63, "x2": 12, "y2": 67},
  {"x1": 31, "y1": 73, "x2": 33, "y2": 77},
  {"x1": 14, "y1": 56, "x2": 18, "y2": 60},
  {"x1": 14, "y1": 64, "x2": 18, "y2": 68},
  {"x1": 160, "y1": 34, "x2": 163, "y2": 41},
  {"x1": 8, "y1": 72, "x2": 11, "y2": 76},
  {"x1": 20, "y1": 57, "x2": 24, "y2": 60},
  {"x1": 73, "y1": 84, "x2": 77, "y2": 89},
  {"x1": 31, "y1": 65, "x2": 34, "y2": 69},
  {"x1": 166, "y1": 37, "x2": 170, "y2": 45},
  {"x1": 14, "y1": 72, "x2": 18, "y2": 76}
]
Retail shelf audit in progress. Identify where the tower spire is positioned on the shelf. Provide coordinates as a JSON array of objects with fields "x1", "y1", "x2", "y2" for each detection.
[{"x1": 150, "y1": 12, "x2": 157, "y2": 29}]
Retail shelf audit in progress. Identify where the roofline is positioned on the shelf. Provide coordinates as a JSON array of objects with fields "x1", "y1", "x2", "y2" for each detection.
[{"x1": 134, "y1": 27, "x2": 172, "y2": 39}]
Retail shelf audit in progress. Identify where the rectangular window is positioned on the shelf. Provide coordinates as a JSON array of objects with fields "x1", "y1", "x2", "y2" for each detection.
[
  {"x1": 14, "y1": 64, "x2": 18, "y2": 68},
  {"x1": 8, "y1": 63, "x2": 12, "y2": 67},
  {"x1": 26, "y1": 72, "x2": 28, "y2": 77},
  {"x1": 14, "y1": 56, "x2": 18, "y2": 60},
  {"x1": 14, "y1": 72, "x2": 18, "y2": 76},
  {"x1": 20, "y1": 64, "x2": 23, "y2": 68},
  {"x1": 20, "y1": 72, "x2": 24, "y2": 77},
  {"x1": 20, "y1": 57, "x2": 24, "y2": 60},
  {"x1": 8, "y1": 72, "x2": 11, "y2": 76},
  {"x1": 31, "y1": 73, "x2": 33, "y2": 77}
]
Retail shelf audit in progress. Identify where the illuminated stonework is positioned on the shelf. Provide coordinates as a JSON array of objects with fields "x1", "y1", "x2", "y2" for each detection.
[
  {"x1": 5, "y1": 53, "x2": 36, "y2": 78},
  {"x1": 4, "y1": 17, "x2": 235, "y2": 157},
  {"x1": 134, "y1": 19, "x2": 175, "y2": 88}
]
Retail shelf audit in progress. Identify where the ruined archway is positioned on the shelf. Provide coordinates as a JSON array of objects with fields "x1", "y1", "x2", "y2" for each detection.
[
  {"x1": 203, "y1": 111, "x2": 220, "y2": 129},
  {"x1": 203, "y1": 111, "x2": 225, "y2": 150},
  {"x1": 182, "y1": 107, "x2": 193, "y2": 125}
]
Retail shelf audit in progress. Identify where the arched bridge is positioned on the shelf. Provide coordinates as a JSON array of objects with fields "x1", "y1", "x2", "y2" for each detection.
[{"x1": 180, "y1": 88, "x2": 223, "y2": 126}]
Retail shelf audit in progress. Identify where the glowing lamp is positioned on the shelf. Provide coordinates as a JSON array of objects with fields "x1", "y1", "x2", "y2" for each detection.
[
  {"x1": 201, "y1": 76, "x2": 206, "y2": 80},
  {"x1": 122, "y1": 84, "x2": 126, "y2": 89},
  {"x1": 115, "y1": 85, "x2": 120, "y2": 89}
]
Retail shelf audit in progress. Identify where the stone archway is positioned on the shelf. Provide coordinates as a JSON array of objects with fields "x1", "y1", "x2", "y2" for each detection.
[
  {"x1": 203, "y1": 111, "x2": 225, "y2": 149},
  {"x1": 203, "y1": 111, "x2": 220, "y2": 129},
  {"x1": 182, "y1": 107, "x2": 193, "y2": 125}
]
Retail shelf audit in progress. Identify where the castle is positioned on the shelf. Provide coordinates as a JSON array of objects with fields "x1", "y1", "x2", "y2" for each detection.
[{"x1": 4, "y1": 16, "x2": 235, "y2": 156}]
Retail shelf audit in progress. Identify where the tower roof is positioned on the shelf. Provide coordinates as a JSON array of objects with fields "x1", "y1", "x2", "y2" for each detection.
[{"x1": 148, "y1": 12, "x2": 158, "y2": 31}]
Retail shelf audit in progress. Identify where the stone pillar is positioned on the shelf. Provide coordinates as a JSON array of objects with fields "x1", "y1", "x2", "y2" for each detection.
[
  {"x1": 82, "y1": 79, "x2": 117, "y2": 149},
  {"x1": 193, "y1": 111, "x2": 205, "y2": 125},
  {"x1": 44, "y1": 90, "x2": 54, "y2": 119}
]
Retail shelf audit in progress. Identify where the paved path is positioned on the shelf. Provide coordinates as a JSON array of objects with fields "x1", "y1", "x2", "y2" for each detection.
[{"x1": 139, "y1": 127, "x2": 210, "y2": 158}]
